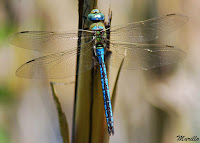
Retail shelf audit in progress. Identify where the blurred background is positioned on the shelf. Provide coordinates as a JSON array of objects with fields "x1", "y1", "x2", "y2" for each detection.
[{"x1": 0, "y1": 0, "x2": 199, "y2": 143}]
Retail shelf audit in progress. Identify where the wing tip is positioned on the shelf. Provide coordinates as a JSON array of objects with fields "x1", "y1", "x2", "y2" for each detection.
[
  {"x1": 166, "y1": 45, "x2": 187, "y2": 56},
  {"x1": 8, "y1": 33, "x2": 16, "y2": 44},
  {"x1": 8, "y1": 31, "x2": 25, "y2": 44}
]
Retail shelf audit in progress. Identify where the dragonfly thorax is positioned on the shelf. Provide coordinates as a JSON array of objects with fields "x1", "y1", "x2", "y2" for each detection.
[
  {"x1": 93, "y1": 30, "x2": 105, "y2": 37},
  {"x1": 89, "y1": 22, "x2": 106, "y2": 44}
]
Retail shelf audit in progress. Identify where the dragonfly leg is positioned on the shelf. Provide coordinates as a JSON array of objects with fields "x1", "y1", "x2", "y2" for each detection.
[
  {"x1": 106, "y1": 47, "x2": 112, "y2": 53},
  {"x1": 93, "y1": 35, "x2": 97, "y2": 56},
  {"x1": 108, "y1": 9, "x2": 112, "y2": 26},
  {"x1": 104, "y1": 8, "x2": 112, "y2": 27}
]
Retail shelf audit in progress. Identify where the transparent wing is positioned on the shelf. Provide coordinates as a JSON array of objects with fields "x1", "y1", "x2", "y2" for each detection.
[
  {"x1": 9, "y1": 30, "x2": 94, "y2": 53},
  {"x1": 106, "y1": 14, "x2": 189, "y2": 43},
  {"x1": 16, "y1": 43, "x2": 94, "y2": 79},
  {"x1": 108, "y1": 42, "x2": 186, "y2": 70}
]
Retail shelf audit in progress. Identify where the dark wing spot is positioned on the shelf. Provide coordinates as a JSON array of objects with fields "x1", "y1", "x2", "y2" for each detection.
[
  {"x1": 167, "y1": 13, "x2": 176, "y2": 16},
  {"x1": 20, "y1": 31, "x2": 29, "y2": 33},
  {"x1": 26, "y1": 59, "x2": 35, "y2": 63},
  {"x1": 166, "y1": 45, "x2": 175, "y2": 48}
]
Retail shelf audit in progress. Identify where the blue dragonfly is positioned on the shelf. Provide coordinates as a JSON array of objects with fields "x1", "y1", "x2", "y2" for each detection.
[{"x1": 9, "y1": 9, "x2": 188, "y2": 135}]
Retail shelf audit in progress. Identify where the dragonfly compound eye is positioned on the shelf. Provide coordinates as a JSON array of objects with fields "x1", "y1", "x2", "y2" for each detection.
[{"x1": 88, "y1": 9, "x2": 105, "y2": 21}]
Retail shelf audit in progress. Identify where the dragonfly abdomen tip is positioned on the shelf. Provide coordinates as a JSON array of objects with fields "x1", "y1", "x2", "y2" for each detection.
[{"x1": 108, "y1": 126, "x2": 114, "y2": 136}]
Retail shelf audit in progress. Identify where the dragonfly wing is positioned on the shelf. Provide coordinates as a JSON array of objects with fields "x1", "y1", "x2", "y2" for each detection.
[
  {"x1": 16, "y1": 44, "x2": 94, "y2": 79},
  {"x1": 108, "y1": 42, "x2": 186, "y2": 70},
  {"x1": 9, "y1": 30, "x2": 93, "y2": 53},
  {"x1": 107, "y1": 14, "x2": 188, "y2": 43}
]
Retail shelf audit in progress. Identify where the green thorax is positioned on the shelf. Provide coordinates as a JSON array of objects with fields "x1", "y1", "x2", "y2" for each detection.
[{"x1": 89, "y1": 22, "x2": 106, "y2": 48}]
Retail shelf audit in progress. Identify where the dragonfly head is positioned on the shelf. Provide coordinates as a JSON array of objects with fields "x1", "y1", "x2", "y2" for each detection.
[{"x1": 88, "y1": 9, "x2": 105, "y2": 21}]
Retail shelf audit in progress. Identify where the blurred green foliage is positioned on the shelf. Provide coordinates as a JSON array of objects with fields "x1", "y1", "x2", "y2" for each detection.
[
  {"x1": 0, "y1": 85, "x2": 14, "y2": 104},
  {"x1": 0, "y1": 127, "x2": 10, "y2": 143},
  {"x1": 0, "y1": 24, "x2": 16, "y2": 45},
  {"x1": 50, "y1": 82, "x2": 70, "y2": 143}
]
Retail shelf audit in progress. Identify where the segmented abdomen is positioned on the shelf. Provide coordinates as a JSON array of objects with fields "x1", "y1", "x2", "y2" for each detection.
[{"x1": 96, "y1": 48, "x2": 114, "y2": 135}]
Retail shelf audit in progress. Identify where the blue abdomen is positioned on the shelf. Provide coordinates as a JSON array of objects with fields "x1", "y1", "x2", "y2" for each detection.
[{"x1": 96, "y1": 48, "x2": 114, "y2": 135}]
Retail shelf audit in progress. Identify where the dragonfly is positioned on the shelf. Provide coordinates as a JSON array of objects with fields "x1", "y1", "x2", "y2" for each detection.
[{"x1": 9, "y1": 9, "x2": 189, "y2": 135}]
